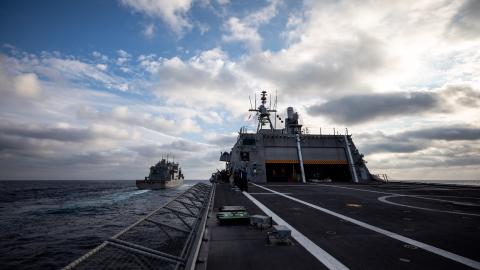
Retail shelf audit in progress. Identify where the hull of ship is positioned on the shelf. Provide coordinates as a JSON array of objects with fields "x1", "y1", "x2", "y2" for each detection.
[{"x1": 136, "y1": 179, "x2": 184, "y2": 189}]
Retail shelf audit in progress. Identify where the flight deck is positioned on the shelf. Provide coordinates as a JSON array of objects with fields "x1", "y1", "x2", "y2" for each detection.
[{"x1": 204, "y1": 182, "x2": 480, "y2": 270}]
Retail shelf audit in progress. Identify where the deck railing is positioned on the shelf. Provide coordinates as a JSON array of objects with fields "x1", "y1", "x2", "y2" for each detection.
[{"x1": 63, "y1": 183, "x2": 213, "y2": 270}]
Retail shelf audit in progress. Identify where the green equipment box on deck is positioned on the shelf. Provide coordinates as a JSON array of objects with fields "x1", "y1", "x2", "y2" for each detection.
[{"x1": 217, "y1": 206, "x2": 250, "y2": 225}]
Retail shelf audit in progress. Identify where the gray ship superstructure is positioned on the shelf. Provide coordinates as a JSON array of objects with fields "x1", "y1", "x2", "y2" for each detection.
[
  {"x1": 222, "y1": 91, "x2": 372, "y2": 183},
  {"x1": 136, "y1": 158, "x2": 184, "y2": 189}
]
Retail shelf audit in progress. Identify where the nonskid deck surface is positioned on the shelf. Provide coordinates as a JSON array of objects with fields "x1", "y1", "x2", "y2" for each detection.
[
  {"x1": 206, "y1": 183, "x2": 327, "y2": 270},
  {"x1": 208, "y1": 182, "x2": 480, "y2": 270}
]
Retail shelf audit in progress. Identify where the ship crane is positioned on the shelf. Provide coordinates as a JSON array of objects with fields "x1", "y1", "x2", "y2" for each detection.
[{"x1": 249, "y1": 90, "x2": 277, "y2": 132}]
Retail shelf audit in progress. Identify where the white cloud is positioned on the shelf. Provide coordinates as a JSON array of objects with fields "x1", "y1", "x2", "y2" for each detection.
[
  {"x1": 223, "y1": 17, "x2": 262, "y2": 51},
  {"x1": 142, "y1": 23, "x2": 156, "y2": 39},
  {"x1": 218, "y1": 0, "x2": 480, "y2": 106},
  {"x1": 112, "y1": 105, "x2": 130, "y2": 119},
  {"x1": 78, "y1": 104, "x2": 202, "y2": 136},
  {"x1": 13, "y1": 73, "x2": 41, "y2": 98},
  {"x1": 149, "y1": 48, "x2": 252, "y2": 117},
  {"x1": 222, "y1": 0, "x2": 279, "y2": 51},
  {"x1": 116, "y1": 49, "x2": 131, "y2": 65},
  {"x1": 96, "y1": 63, "x2": 108, "y2": 71},
  {"x1": 1, "y1": 50, "x2": 132, "y2": 92},
  {"x1": 197, "y1": 21, "x2": 210, "y2": 35},
  {"x1": 216, "y1": 0, "x2": 229, "y2": 5},
  {"x1": 90, "y1": 123, "x2": 130, "y2": 140},
  {"x1": 92, "y1": 51, "x2": 108, "y2": 61},
  {"x1": 138, "y1": 54, "x2": 161, "y2": 73},
  {"x1": 120, "y1": 0, "x2": 193, "y2": 35},
  {"x1": 117, "y1": 49, "x2": 131, "y2": 58}
]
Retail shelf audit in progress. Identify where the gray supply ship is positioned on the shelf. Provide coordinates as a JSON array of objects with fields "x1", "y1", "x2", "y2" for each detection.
[
  {"x1": 65, "y1": 91, "x2": 479, "y2": 270},
  {"x1": 136, "y1": 158, "x2": 184, "y2": 189}
]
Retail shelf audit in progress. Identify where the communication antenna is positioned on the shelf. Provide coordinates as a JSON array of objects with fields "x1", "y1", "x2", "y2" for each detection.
[
  {"x1": 273, "y1": 90, "x2": 278, "y2": 110},
  {"x1": 249, "y1": 95, "x2": 253, "y2": 110},
  {"x1": 273, "y1": 89, "x2": 278, "y2": 128},
  {"x1": 249, "y1": 90, "x2": 277, "y2": 131}
]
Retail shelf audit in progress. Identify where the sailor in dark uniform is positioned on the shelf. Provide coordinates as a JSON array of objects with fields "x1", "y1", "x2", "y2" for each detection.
[{"x1": 239, "y1": 167, "x2": 248, "y2": 192}]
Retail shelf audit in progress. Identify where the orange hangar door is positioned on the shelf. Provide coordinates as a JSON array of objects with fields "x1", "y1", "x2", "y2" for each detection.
[
  {"x1": 298, "y1": 147, "x2": 351, "y2": 182},
  {"x1": 264, "y1": 147, "x2": 300, "y2": 182},
  {"x1": 265, "y1": 160, "x2": 301, "y2": 182},
  {"x1": 302, "y1": 160, "x2": 351, "y2": 182}
]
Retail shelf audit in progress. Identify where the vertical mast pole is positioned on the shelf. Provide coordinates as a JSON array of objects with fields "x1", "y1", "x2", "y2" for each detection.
[
  {"x1": 296, "y1": 133, "x2": 306, "y2": 183},
  {"x1": 344, "y1": 134, "x2": 359, "y2": 183}
]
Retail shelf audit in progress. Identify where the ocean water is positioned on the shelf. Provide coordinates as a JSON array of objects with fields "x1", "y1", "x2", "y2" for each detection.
[
  {"x1": 0, "y1": 180, "x2": 204, "y2": 270},
  {"x1": 394, "y1": 180, "x2": 480, "y2": 186}
]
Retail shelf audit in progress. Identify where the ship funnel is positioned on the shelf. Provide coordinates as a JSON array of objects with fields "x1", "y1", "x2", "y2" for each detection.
[
  {"x1": 285, "y1": 107, "x2": 302, "y2": 134},
  {"x1": 287, "y1": 107, "x2": 294, "y2": 119}
]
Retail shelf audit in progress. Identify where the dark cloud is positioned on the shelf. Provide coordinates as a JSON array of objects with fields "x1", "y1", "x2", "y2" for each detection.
[
  {"x1": 372, "y1": 146, "x2": 480, "y2": 170},
  {"x1": 0, "y1": 149, "x2": 142, "y2": 180},
  {"x1": 441, "y1": 85, "x2": 480, "y2": 107},
  {"x1": 307, "y1": 91, "x2": 441, "y2": 124},
  {"x1": 129, "y1": 144, "x2": 162, "y2": 159},
  {"x1": 307, "y1": 85, "x2": 480, "y2": 125},
  {"x1": 447, "y1": 0, "x2": 480, "y2": 40},
  {"x1": 443, "y1": 155, "x2": 480, "y2": 167},
  {"x1": 362, "y1": 142, "x2": 425, "y2": 154},
  {"x1": 129, "y1": 140, "x2": 207, "y2": 160},
  {"x1": 402, "y1": 126, "x2": 480, "y2": 141},
  {"x1": 0, "y1": 128, "x2": 215, "y2": 180},
  {"x1": 166, "y1": 140, "x2": 206, "y2": 152},
  {"x1": 359, "y1": 126, "x2": 480, "y2": 155},
  {"x1": 0, "y1": 134, "x2": 51, "y2": 167},
  {"x1": 0, "y1": 122, "x2": 92, "y2": 142},
  {"x1": 0, "y1": 121, "x2": 137, "y2": 178},
  {"x1": 0, "y1": 135, "x2": 36, "y2": 151},
  {"x1": 205, "y1": 134, "x2": 237, "y2": 147}
]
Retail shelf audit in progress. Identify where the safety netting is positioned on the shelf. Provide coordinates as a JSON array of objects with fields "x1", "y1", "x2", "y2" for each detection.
[{"x1": 63, "y1": 183, "x2": 212, "y2": 270}]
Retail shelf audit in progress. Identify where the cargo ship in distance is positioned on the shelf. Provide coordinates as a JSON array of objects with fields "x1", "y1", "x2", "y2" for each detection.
[{"x1": 136, "y1": 158, "x2": 184, "y2": 189}]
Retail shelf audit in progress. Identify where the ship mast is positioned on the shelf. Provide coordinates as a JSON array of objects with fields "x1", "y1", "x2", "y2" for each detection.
[{"x1": 249, "y1": 90, "x2": 277, "y2": 132}]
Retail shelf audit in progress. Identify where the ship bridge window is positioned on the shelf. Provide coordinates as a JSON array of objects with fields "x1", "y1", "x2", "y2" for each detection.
[
  {"x1": 240, "y1": 152, "x2": 250, "y2": 161},
  {"x1": 242, "y1": 138, "x2": 256, "y2": 145}
]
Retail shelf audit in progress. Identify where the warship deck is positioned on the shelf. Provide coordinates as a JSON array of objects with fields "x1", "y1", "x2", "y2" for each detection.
[{"x1": 205, "y1": 182, "x2": 480, "y2": 270}]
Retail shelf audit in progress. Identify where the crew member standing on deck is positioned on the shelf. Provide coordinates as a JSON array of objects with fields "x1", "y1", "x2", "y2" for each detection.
[
  {"x1": 229, "y1": 168, "x2": 234, "y2": 186},
  {"x1": 233, "y1": 169, "x2": 239, "y2": 188},
  {"x1": 240, "y1": 167, "x2": 248, "y2": 192}
]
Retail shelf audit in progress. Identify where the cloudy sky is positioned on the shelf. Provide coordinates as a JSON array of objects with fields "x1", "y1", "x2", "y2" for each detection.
[{"x1": 0, "y1": 0, "x2": 479, "y2": 180}]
